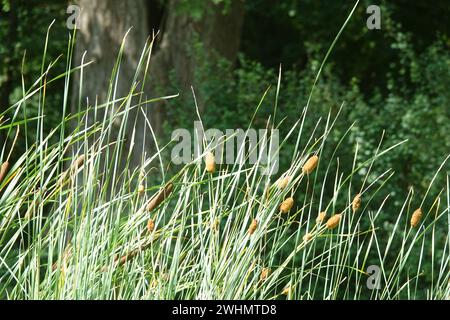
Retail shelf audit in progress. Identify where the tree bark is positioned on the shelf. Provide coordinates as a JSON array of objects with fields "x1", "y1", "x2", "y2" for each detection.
[{"x1": 72, "y1": 0, "x2": 245, "y2": 168}]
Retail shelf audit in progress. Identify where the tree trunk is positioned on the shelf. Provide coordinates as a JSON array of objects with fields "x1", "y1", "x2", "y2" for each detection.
[
  {"x1": 72, "y1": 0, "x2": 245, "y2": 169},
  {"x1": 149, "y1": 0, "x2": 245, "y2": 124},
  {"x1": 72, "y1": 0, "x2": 149, "y2": 168}
]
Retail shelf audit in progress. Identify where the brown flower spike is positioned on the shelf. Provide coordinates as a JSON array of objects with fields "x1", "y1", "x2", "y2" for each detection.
[
  {"x1": 277, "y1": 175, "x2": 290, "y2": 189},
  {"x1": 0, "y1": 161, "x2": 10, "y2": 185},
  {"x1": 248, "y1": 219, "x2": 258, "y2": 235},
  {"x1": 302, "y1": 155, "x2": 319, "y2": 174},
  {"x1": 316, "y1": 211, "x2": 327, "y2": 224},
  {"x1": 260, "y1": 268, "x2": 270, "y2": 281},
  {"x1": 352, "y1": 194, "x2": 361, "y2": 213},
  {"x1": 147, "y1": 218, "x2": 155, "y2": 232},
  {"x1": 146, "y1": 182, "x2": 174, "y2": 212},
  {"x1": 303, "y1": 233, "x2": 313, "y2": 242},
  {"x1": 280, "y1": 197, "x2": 294, "y2": 213},
  {"x1": 326, "y1": 214, "x2": 342, "y2": 229},
  {"x1": 410, "y1": 208, "x2": 422, "y2": 228},
  {"x1": 205, "y1": 151, "x2": 215, "y2": 173}
]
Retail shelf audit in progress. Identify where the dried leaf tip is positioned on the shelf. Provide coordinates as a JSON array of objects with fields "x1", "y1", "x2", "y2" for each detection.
[
  {"x1": 352, "y1": 194, "x2": 361, "y2": 213},
  {"x1": 302, "y1": 155, "x2": 319, "y2": 174},
  {"x1": 248, "y1": 219, "x2": 258, "y2": 235},
  {"x1": 410, "y1": 208, "x2": 422, "y2": 228},
  {"x1": 146, "y1": 182, "x2": 174, "y2": 212},
  {"x1": 205, "y1": 151, "x2": 215, "y2": 173},
  {"x1": 280, "y1": 197, "x2": 294, "y2": 213},
  {"x1": 326, "y1": 214, "x2": 342, "y2": 230}
]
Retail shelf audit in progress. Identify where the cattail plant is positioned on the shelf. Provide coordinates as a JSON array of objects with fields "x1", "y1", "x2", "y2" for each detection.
[
  {"x1": 138, "y1": 184, "x2": 145, "y2": 196},
  {"x1": 260, "y1": 268, "x2": 270, "y2": 281},
  {"x1": 146, "y1": 182, "x2": 174, "y2": 212},
  {"x1": 0, "y1": 161, "x2": 9, "y2": 185},
  {"x1": 205, "y1": 151, "x2": 215, "y2": 173},
  {"x1": 248, "y1": 219, "x2": 258, "y2": 235},
  {"x1": 277, "y1": 175, "x2": 290, "y2": 189},
  {"x1": 316, "y1": 211, "x2": 327, "y2": 224},
  {"x1": 71, "y1": 154, "x2": 85, "y2": 172},
  {"x1": 303, "y1": 233, "x2": 313, "y2": 242},
  {"x1": 410, "y1": 208, "x2": 423, "y2": 228},
  {"x1": 147, "y1": 218, "x2": 155, "y2": 232},
  {"x1": 352, "y1": 194, "x2": 361, "y2": 213},
  {"x1": 326, "y1": 214, "x2": 342, "y2": 229},
  {"x1": 302, "y1": 155, "x2": 319, "y2": 174},
  {"x1": 280, "y1": 197, "x2": 294, "y2": 213}
]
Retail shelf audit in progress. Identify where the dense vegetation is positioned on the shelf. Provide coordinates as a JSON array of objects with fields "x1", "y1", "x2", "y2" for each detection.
[{"x1": 0, "y1": 0, "x2": 449, "y2": 299}]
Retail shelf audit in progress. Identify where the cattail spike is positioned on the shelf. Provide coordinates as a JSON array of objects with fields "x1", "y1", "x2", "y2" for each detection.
[
  {"x1": 147, "y1": 218, "x2": 155, "y2": 232},
  {"x1": 316, "y1": 211, "x2": 327, "y2": 224},
  {"x1": 205, "y1": 151, "x2": 215, "y2": 173},
  {"x1": 410, "y1": 208, "x2": 422, "y2": 228},
  {"x1": 280, "y1": 197, "x2": 294, "y2": 213},
  {"x1": 248, "y1": 219, "x2": 258, "y2": 235},
  {"x1": 146, "y1": 182, "x2": 174, "y2": 212},
  {"x1": 0, "y1": 161, "x2": 10, "y2": 185},
  {"x1": 352, "y1": 194, "x2": 361, "y2": 213},
  {"x1": 302, "y1": 155, "x2": 319, "y2": 174},
  {"x1": 277, "y1": 175, "x2": 290, "y2": 189},
  {"x1": 326, "y1": 214, "x2": 342, "y2": 229}
]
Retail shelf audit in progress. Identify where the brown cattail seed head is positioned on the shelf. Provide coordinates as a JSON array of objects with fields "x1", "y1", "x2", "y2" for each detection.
[
  {"x1": 147, "y1": 218, "x2": 155, "y2": 232},
  {"x1": 205, "y1": 151, "x2": 215, "y2": 173},
  {"x1": 71, "y1": 154, "x2": 85, "y2": 171},
  {"x1": 303, "y1": 233, "x2": 313, "y2": 242},
  {"x1": 248, "y1": 219, "x2": 258, "y2": 235},
  {"x1": 316, "y1": 211, "x2": 327, "y2": 224},
  {"x1": 277, "y1": 175, "x2": 290, "y2": 189},
  {"x1": 326, "y1": 214, "x2": 342, "y2": 230},
  {"x1": 0, "y1": 161, "x2": 10, "y2": 185},
  {"x1": 410, "y1": 208, "x2": 422, "y2": 228},
  {"x1": 302, "y1": 155, "x2": 319, "y2": 174},
  {"x1": 146, "y1": 182, "x2": 173, "y2": 212},
  {"x1": 260, "y1": 268, "x2": 270, "y2": 281},
  {"x1": 280, "y1": 197, "x2": 294, "y2": 213},
  {"x1": 138, "y1": 184, "x2": 145, "y2": 195},
  {"x1": 352, "y1": 194, "x2": 361, "y2": 213}
]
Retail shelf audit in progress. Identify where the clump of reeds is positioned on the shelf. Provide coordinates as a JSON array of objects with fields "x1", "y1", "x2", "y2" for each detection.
[
  {"x1": 326, "y1": 214, "x2": 342, "y2": 229},
  {"x1": 205, "y1": 151, "x2": 215, "y2": 173},
  {"x1": 302, "y1": 155, "x2": 319, "y2": 174},
  {"x1": 279, "y1": 197, "x2": 294, "y2": 213},
  {"x1": 352, "y1": 193, "x2": 361, "y2": 213},
  {"x1": 146, "y1": 182, "x2": 174, "y2": 212},
  {"x1": 410, "y1": 208, "x2": 422, "y2": 228}
]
